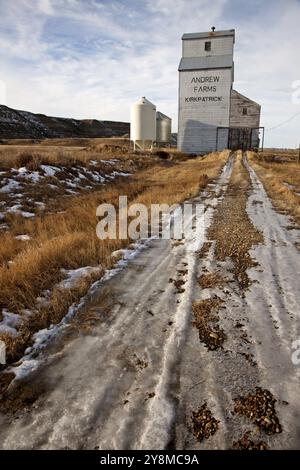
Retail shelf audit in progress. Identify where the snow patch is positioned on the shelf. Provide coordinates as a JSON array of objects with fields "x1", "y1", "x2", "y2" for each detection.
[
  {"x1": 7, "y1": 203, "x2": 34, "y2": 218},
  {"x1": 25, "y1": 171, "x2": 41, "y2": 183},
  {"x1": 12, "y1": 359, "x2": 40, "y2": 381},
  {"x1": 0, "y1": 324, "x2": 18, "y2": 337},
  {"x1": 109, "y1": 171, "x2": 131, "y2": 178},
  {"x1": 35, "y1": 201, "x2": 46, "y2": 210},
  {"x1": 40, "y1": 165, "x2": 59, "y2": 177},
  {"x1": 283, "y1": 182, "x2": 296, "y2": 190},
  {"x1": 100, "y1": 159, "x2": 120, "y2": 165},
  {"x1": 59, "y1": 266, "x2": 103, "y2": 289},
  {"x1": 0, "y1": 179, "x2": 21, "y2": 193},
  {"x1": 111, "y1": 249, "x2": 125, "y2": 258},
  {"x1": 15, "y1": 234, "x2": 31, "y2": 241},
  {"x1": 0, "y1": 310, "x2": 22, "y2": 337}
]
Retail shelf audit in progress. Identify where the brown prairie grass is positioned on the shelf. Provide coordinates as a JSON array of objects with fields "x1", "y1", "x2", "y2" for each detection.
[
  {"x1": 0, "y1": 138, "x2": 189, "y2": 170},
  {"x1": 258, "y1": 148, "x2": 298, "y2": 164},
  {"x1": 248, "y1": 151, "x2": 300, "y2": 225},
  {"x1": 0, "y1": 135, "x2": 222, "y2": 170},
  {"x1": 0, "y1": 138, "x2": 133, "y2": 169},
  {"x1": 0, "y1": 144, "x2": 133, "y2": 169},
  {"x1": 1, "y1": 137, "x2": 130, "y2": 147},
  {"x1": 0, "y1": 148, "x2": 229, "y2": 364}
]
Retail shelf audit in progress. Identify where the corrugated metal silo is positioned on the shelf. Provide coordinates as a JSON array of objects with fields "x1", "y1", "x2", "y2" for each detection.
[
  {"x1": 130, "y1": 97, "x2": 156, "y2": 150},
  {"x1": 156, "y1": 111, "x2": 172, "y2": 145}
]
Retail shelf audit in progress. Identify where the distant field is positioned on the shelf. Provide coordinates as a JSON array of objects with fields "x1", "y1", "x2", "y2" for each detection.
[
  {"x1": 0, "y1": 138, "x2": 132, "y2": 168},
  {"x1": 0, "y1": 137, "x2": 181, "y2": 169},
  {"x1": 0, "y1": 137, "x2": 130, "y2": 147},
  {"x1": 261, "y1": 148, "x2": 299, "y2": 163}
]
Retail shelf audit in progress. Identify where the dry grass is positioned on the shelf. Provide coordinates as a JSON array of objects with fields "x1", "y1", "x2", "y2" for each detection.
[
  {"x1": 0, "y1": 141, "x2": 130, "y2": 169},
  {"x1": 0, "y1": 147, "x2": 229, "y2": 364},
  {"x1": 259, "y1": 148, "x2": 298, "y2": 164},
  {"x1": 0, "y1": 138, "x2": 190, "y2": 170},
  {"x1": 1, "y1": 137, "x2": 130, "y2": 147},
  {"x1": 0, "y1": 142, "x2": 160, "y2": 261},
  {"x1": 248, "y1": 151, "x2": 300, "y2": 224},
  {"x1": 0, "y1": 137, "x2": 141, "y2": 169},
  {"x1": 0, "y1": 135, "x2": 221, "y2": 170}
]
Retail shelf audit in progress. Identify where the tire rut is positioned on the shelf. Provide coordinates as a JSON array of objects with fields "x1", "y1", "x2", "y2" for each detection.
[{"x1": 175, "y1": 151, "x2": 298, "y2": 450}]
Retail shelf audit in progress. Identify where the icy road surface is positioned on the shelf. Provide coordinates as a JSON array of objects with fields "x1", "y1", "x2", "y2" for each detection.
[{"x1": 0, "y1": 153, "x2": 300, "y2": 450}]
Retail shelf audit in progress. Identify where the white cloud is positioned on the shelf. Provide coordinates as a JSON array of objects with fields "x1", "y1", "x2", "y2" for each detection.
[
  {"x1": 38, "y1": 0, "x2": 55, "y2": 15},
  {"x1": 0, "y1": 0, "x2": 299, "y2": 147},
  {"x1": 0, "y1": 80, "x2": 6, "y2": 105}
]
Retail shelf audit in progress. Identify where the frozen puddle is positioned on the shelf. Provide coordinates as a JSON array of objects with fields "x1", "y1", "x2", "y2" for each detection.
[{"x1": 0, "y1": 157, "x2": 233, "y2": 450}]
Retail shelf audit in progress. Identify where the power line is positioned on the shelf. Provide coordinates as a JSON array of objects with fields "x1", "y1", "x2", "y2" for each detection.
[{"x1": 265, "y1": 109, "x2": 300, "y2": 131}]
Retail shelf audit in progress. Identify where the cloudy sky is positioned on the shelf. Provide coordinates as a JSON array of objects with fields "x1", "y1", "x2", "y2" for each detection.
[{"x1": 0, "y1": 0, "x2": 299, "y2": 147}]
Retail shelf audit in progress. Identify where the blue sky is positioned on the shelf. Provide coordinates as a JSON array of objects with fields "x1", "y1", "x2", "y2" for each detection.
[{"x1": 0, "y1": 0, "x2": 299, "y2": 147}]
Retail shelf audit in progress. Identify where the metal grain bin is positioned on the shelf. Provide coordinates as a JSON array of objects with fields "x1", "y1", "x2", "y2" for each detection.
[
  {"x1": 130, "y1": 97, "x2": 156, "y2": 150},
  {"x1": 156, "y1": 111, "x2": 172, "y2": 145}
]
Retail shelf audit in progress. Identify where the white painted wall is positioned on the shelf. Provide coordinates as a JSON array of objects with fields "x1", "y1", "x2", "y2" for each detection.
[
  {"x1": 182, "y1": 36, "x2": 234, "y2": 58},
  {"x1": 178, "y1": 68, "x2": 232, "y2": 153}
]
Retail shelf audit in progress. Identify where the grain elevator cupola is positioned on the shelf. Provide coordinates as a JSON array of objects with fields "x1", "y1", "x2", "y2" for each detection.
[{"x1": 178, "y1": 28, "x2": 262, "y2": 154}]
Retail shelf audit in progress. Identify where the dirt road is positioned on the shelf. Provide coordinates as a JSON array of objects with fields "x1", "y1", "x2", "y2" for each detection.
[{"x1": 0, "y1": 152, "x2": 299, "y2": 450}]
